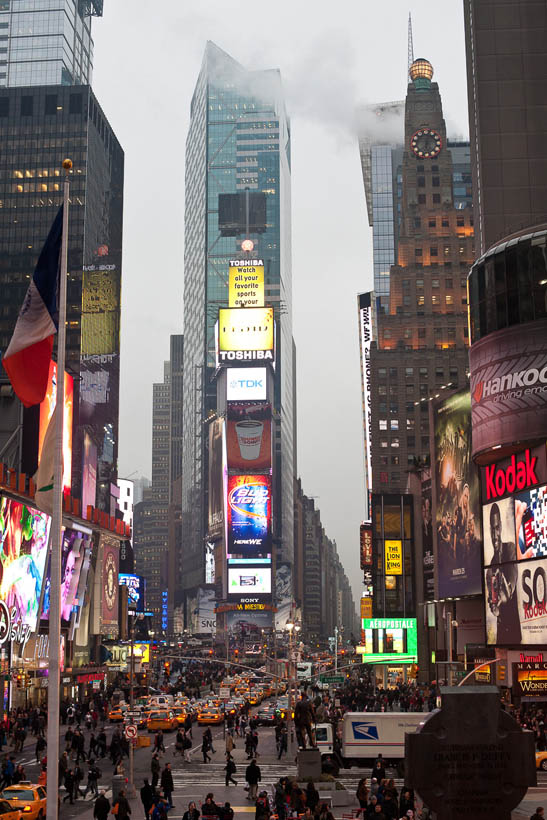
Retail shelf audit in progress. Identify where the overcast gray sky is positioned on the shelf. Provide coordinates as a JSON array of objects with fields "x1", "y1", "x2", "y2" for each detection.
[{"x1": 91, "y1": 1, "x2": 470, "y2": 605}]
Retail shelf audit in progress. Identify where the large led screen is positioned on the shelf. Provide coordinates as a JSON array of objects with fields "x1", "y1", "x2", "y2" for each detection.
[
  {"x1": 38, "y1": 360, "x2": 73, "y2": 495},
  {"x1": 227, "y1": 475, "x2": 271, "y2": 558},
  {"x1": 227, "y1": 403, "x2": 271, "y2": 472},
  {"x1": 485, "y1": 557, "x2": 547, "y2": 645},
  {"x1": 228, "y1": 567, "x2": 271, "y2": 596},
  {"x1": 208, "y1": 418, "x2": 225, "y2": 540},
  {"x1": 41, "y1": 528, "x2": 88, "y2": 622},
  {"x1": 433, "y1": 390, "x2": 482, "y2": 597},
  {"x1": 119, "y1": 573, "x2": 145, "y2": 613},
  {"x1": 0, "y1": 497, "x2": 50, "y2": 632},
  {"x1": 226, "y1": 368, "x2": 267, "y2": 402},
  {"x1": 219, "y1": 307, "x2": 274, "y2": 352}
]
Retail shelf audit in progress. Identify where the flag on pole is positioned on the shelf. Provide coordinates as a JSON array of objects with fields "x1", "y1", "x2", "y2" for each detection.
[
  {"x1": 33, "y1": 404, "x2": 58, "y2": 515},
  {"x1": 2, "y1": 207, "x2": 63, "y2": 407}
]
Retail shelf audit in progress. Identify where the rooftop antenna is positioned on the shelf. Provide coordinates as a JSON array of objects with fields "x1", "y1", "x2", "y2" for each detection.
[{"x1": 407, "y1": 12, "x2": 414, "y2": 78}]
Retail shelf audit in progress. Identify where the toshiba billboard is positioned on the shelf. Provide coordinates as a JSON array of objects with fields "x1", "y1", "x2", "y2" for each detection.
[{"x1": 469, "y1": 319, "x2": 547, "y2": 457}]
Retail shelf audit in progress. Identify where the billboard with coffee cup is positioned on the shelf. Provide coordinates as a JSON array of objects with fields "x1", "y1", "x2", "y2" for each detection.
[{"x1": 227, "y1": 402, "x2": 271, "y2": 472}]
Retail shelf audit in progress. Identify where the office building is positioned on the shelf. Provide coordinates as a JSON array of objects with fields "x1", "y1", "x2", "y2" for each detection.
[
  {"x1": 134, "y1": 361, "x2": 170, "y2": 627},
  {"x1": 181, "y1": 42, "x2": 294, "y2": 610},
  {"x1": 359, "y1": 60, "x2": 474, "y2": 495},
  {"x1": 0, "y1": 83, "x2": 123, "y2": 513},
  {"x1": 0, "y1": 0, "x2": 103, "y2": 89},
  {"x1": 464, "y1": 1, "x2": 547, "y2": 686},
  {"x1": 464, "y1": 0, "x2": 547, "y2": 254}
]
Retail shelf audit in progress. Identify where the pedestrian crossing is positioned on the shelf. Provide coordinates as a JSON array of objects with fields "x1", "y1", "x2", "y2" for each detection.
[{"x1": 168, "y1": 761, "x2": 405, "y2": 793}]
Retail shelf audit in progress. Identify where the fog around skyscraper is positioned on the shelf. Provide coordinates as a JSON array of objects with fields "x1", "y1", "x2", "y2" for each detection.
[{"x1": 90, "y1": 0, "x2": 471, "y2": 601}]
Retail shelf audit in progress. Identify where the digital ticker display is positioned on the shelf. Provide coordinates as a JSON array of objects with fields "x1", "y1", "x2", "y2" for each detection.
[{"x1": 227, "y1": 475, "x2": 271, "y2": 558}]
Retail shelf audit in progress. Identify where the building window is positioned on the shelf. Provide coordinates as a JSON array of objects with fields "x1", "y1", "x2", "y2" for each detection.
[
  {"x1": 406, "y1": 384, "x2": 414, "y2": 395},
  {"x1": 428, "y1": 218, "x2": 436, "y2": 228},
  {"x1": 446, "y1": 294, "x2": 454, "y2": 305},
  {"x1": 432, "y1": 294, "x2": 440, "y2": 305},
  {"x1": 380, "y1": 456, "x2": 388, "y2": 465},
  {"x1": 380, "y1": 472, "x2": 388, "y2": 484},
  {"x1": 433, "y1": 193, "x2": 441, "y2": 203},
  {"x1": 391, "y1": 456, "x2": 400, "y2": 465},
  {"x1": 414, "y1": 218, "x2": 421, "y2": 228},
  {"x1": 45, "y1": 95, "x2": 57, "y2": 115},
  {"x1": 418, "y1": 194, "x2": 426, "y2": 204},
  {"x1": 430, "y1": 247, "x2": 438, "y2": 256},
  {"x1": 407, "y1": 436, "x2": 415, "y2": 447},
  {"x1": 380, "y1": 440, "x2": 388, "y2": 449},
  {"x1": 415, "y1": 248, "x2": 422, "y2": 256},
  {"x1": 383, "y1": 329, "x2": 391, "y2": 339},
  {"x1": 21, "y1": 96, "x2": 33, "y2": 116},
  {"x1": 432, "y1": 279, "x2": 439, "y2": 288},
  {"x1": 419, "y1": 367, "x2": 428, "y2": 377},
  {"x1": 407, "y1": 418, "x2": 415, "y2": 429},
  {"x1": 403, "y1": 328, "x2": 412, "y2": 338},
  {"x1": 417, "y1": 165, "x2": 424, "y2": 172},
  {"x1": 69, "y1": 94, "x2": 82, "y2": 114},
  {"x1": 442, "y1": 218, "x2": 449, "y2": 227},
  {"x1": 390, "y1": 419, "x2": 399, "y2": 430},
  {"x1": 391, "y1": 473, "x2": 400, "y2": 483},
  {"x1": 378, "y1": 368, "x2": 387, "y2": 378},
  {"x1": 391, "y1": 438, "x2": 400, "y2": 448},
  {"x1": 417, "y1": 295, "x2": 425, "y2": 306},
  {"x1": 432, "y1": 176, "x2": 440, "y2": 187},
  {"x1": 416, "y1": 279, "x2": 424, "y2": 288},
  {"x1": 418, "y1": 327, "x2": 426, "y2": 338},
  {"x1": 435, "y1": 367, "x2": 444, "y2": 380},
  {"x1": 456, "y1": 216, "x2": 465, "y2": 227},
  {"x1": 378, "y1": 385, "x2": 387, "y2": 395},
  {"x1": 418, "y1": 176, "x2": 425, "y2": 187},
  {"x1": 445, "y1": 278, "x2": 453, "y2": 288},
  {"x1": 379, "y1": 420, "x2": 387, "y2": 430},
  {"x1": 389, "y1": 368, "x2": 397, "y2": 378},
  {"x1": 405, "y1": 367, "x2": 414, "y2": 378}
]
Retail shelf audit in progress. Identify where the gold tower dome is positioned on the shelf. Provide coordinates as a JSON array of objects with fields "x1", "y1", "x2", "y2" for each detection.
[{"x1": 409, "y1": 58, "x2": 434, "y2": 81}]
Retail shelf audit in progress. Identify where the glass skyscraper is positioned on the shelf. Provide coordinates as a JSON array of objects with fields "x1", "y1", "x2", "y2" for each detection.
[
  {"x1": 0, "y1": 0, "x2": 103, "y2": 88},
  {"x1": 181, "y1": 42, "x2": 294, "y2": 607}
]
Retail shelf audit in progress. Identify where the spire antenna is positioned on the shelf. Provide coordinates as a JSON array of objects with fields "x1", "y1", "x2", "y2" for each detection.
[{"x1": 408, "y1": 12, "x2": 415, "y2": 78}]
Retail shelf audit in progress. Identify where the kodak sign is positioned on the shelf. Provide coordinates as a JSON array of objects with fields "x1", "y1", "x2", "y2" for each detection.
[{"x1": 481, "y1": 445, "x2": 546, "y2": 501}]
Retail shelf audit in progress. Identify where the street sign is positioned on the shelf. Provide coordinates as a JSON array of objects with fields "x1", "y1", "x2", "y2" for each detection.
[
  {"x1": 320, "y1": 674, "x2": 344, "y2": 684},
  {"x1": 125, "y1": 724, "x2": 138, "y2": 740},
  {"x1": 219, "y1": 687, "x2": 231, "y2": 699}
]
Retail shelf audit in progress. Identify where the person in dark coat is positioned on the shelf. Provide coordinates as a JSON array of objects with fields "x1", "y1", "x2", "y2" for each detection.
[
  {"x1": 140, "y1": 778, "x2": 155, "y2": 818},
  {"x1": 151, "y1": 753, "x2": 161, "y2": 790},
  {"x1": 93, "y1": 791, "x2": 111, "y2": 820},
  {"x1": 160, "y1": 762, "x2": 174, "y2": 808},
  {"x1": 182, "y1": 800, "x2": 200, "y2": 820},
  {"x1": 62, "y1": 769, "x2": 75, "y2": 803},
  {"x1": 225, "y1": 755, "x2": 237, "y2": 786},
  {"x1": 245, "y1": 760, "x2": 261, "y2": 801},
  {"x1": 114, "y1": 788, "x2": 132, "y2": 819}
]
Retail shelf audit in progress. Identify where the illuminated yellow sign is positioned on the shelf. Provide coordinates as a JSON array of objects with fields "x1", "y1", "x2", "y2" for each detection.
[
  {"x1": 218, "y1": 307, "x2": 274, "y2": 362},
  {"x1": 385, "y1": 540, "x2": 403, "y2": 575},
  {"x1": 229, "y1": 260, "x2": 264, "y2": 308}
]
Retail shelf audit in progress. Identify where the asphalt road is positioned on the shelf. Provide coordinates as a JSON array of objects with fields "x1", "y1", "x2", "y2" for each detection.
[{"x1": 4, "y1": 710, "x2": 547, "y2": 819}]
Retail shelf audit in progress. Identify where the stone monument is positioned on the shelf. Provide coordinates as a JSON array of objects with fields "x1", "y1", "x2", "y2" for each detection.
[{"x1": 405, "y1": 686, "x2": 536, "y2": 820}]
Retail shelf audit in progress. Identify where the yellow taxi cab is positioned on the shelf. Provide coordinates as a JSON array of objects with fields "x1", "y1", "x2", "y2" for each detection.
[
  {"x1": 0, "y1": 798, "x2": 22, "y2": 820},
  {"x1": 173, "y1": 706, "x2": 191, "y2": 726},
  {"x1": 209, "y1": 698, "x2": 222, "y2": 709},
  {"x1": 197, "y1": 705, "x2": 224, "y2": 725},
  {"x1": 146, "y1": 710, "x2": 178, "y2": 733},
  {"x1": 248, "y1": 692, "x2": 261, "y2": 706},
  {"x1": 536, "y1": 751, "x2": 547, "y2": 771},
  {"x1": 1, "y1": 783, "x2": 47, "y2": 820},
  {"x1": 108, "y1": 706, "x2": 125, "y2": 723}
]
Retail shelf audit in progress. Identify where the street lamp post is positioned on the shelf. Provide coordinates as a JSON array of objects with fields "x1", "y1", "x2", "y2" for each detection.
[
  {"x1": 334, "y1": 626, "x2": 339, "y2": 674},
  {"x1": 128, "y1": 612, "x2": 144, "y2": 797},
  {"x1": 285, "y1": 619, "x2": 301, "y2": 755}
]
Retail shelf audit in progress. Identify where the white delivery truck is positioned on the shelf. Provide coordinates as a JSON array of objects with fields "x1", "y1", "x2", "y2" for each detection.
[{"x1": 315, "y1": 712, "x2": 426, "y2": 773}]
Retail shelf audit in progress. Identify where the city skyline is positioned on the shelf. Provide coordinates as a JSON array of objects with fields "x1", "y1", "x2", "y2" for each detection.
[{"x1": 90, "y1": 1, "x2": 471, "y2": 603}]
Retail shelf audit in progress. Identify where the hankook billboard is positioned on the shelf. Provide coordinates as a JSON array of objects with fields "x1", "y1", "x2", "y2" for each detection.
[{"x1": 469, "y1": 319, "x2": 547, "y2": 457}]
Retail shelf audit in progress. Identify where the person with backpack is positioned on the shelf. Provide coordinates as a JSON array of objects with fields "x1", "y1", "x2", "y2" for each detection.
[
  {"x1": 112, "y1": 788, "x2": 132, "y2": 819},
  {"x1": 83, "y1": 759, "x2": 101, "y2": 798},
  {"x1": 225, "y1": 754, "x2": 237, "y2": 787},
  {"x1": 255, "y1": 791, "x2": 270, "y2": 820},
  {"x1": 151, "y1": 797, "x2": 169, "y2": 820}
]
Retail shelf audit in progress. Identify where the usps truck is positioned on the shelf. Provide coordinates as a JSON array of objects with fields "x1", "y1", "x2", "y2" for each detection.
[{"x1": 315, "y1": 712, "x2": 426, "y2": 771}]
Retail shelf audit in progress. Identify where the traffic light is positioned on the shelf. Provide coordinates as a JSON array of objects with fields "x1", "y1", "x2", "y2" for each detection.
[
  {"x1": 234, "y1": 649, "x2": 239, "y2": 657},
  {"x1": 16, "y1": 673, "x2": 22, "y2": 689},
  {"x1": 164, "y1": 662, "x2": 170, "y2": 675},
  {"x1": 209, "y1": 649, "x2": 213, "y2": 656}
]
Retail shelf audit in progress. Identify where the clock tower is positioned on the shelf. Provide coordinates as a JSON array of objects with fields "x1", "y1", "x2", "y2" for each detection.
[{"x1": 367, "y1": 58, "x2": 475, "y2": 493}]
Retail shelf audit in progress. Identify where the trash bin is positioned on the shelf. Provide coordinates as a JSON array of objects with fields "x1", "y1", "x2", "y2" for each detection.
[{"x1": 112, "y1": 774, "x2": 127, "y2": 804}]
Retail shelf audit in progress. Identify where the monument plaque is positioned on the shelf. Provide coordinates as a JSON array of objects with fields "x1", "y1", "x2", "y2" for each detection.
[{"x1": 405, "y1": 686, "x2": 536, "y2": 820}]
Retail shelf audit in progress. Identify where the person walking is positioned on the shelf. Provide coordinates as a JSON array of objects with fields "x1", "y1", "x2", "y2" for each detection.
[
  {"x1": 140, "y1": 778, "x2": 154, "y2": 819},
  {"x1": 63, "y1": 769, "x2": 75, "y2": 804},
  {"x1": 202, "y1": 735, "x2": 211, "y2": 764},
  {"x1": 151, "y1": 752, "x2": 161, "y2": 791},
  {"x1": 530, "y1": 809, "x2": 545, "y2": 820},
  {"x1": 225, "y1": 755, "x2": 237, "y2": 787},
  {"x1": 112, "y1": 788, "x2": 132, "y2": 819},
  {"x1": 245, "y1": 759, "x2": 261, "y2": 801},
  {"x1": 183, "y1": 731, "x2": 192, "y2": 763},
  {"x1": 154, "y1": 730, "x2": 165, "y2": 755},
  {"x1": 84, "y1": 759, "x2": 101, "y2": 799},
  {"x1": 93, "y1": 791, "x2": 111, "y2": 820},
  {"x1": 161, "y1": 762, "x2": 175, "y2": 809}
]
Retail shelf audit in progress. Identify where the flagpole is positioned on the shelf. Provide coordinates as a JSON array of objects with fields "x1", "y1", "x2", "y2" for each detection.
[{"x1": 46, "y1": 159, "x2": 71, "y2": 820}]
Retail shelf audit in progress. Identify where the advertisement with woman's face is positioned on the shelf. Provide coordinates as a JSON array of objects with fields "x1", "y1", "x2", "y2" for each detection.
[
  {"x1": 41, "y1": 529, "x2": 86, "y2": 622},
  {"x1": 0, "y1": 496, "x2": 51, "y2": 632}
]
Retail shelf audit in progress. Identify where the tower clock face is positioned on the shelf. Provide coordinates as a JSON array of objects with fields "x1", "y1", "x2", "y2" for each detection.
[{"x1": 411, "y1": 128, "x2": 442, "y2": 159}]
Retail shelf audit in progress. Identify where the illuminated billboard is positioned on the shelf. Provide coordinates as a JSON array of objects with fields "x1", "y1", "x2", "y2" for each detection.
[
  {"x1": 100, "y1": 537, "x2": 119, "y2": 637},
  {"x1": 359, "y1": 617, "x2": 418, "y2": 663},
  {"x1": 0, "y1": 497, "x2": 50, "y2": 633},
  {"x1": 513, "y1": 662, "x2": 547, "y2": 698},
  {"x1": 433, "y1": 390, "x2": 482, "y2": 598},
  {"x1": 227, "y1": 475, "x2": 271, "y2": 558},
  {"x1": 358, "y1": 292, "x2": 373, "y2": 519},
  {"x1": 38, "y1": 360, "x2": 73, "y2": 495},
  {"x1": 41, "y1": 528, "x2": 90, "y2": 623},
  {"x1": 227, "y1": 403, "x2": 271, "y2": 472},
  {"x1": 385, "y1": 540, "x2": 403, "y2": 575},
  {"x1": 228, "y1": 567, "x2": 271, "y2": 596},
  {"x1": 226, "y1": 367, "x2": 267, "y2": 402},
  {"x1": 119, "y1": 573, "x2": 145, "y2": 613},
  {"x1": 485, "y1": 557, "x2": 547, "y2": 645},
  {"x1": 218, "y1": 307, "x2": 274, "y2": 364},
  {"x1": 208, "y1": 418, "x2": 225, "y2": 540},
  {"x1": 360, "y1": 524, "x2": 372, "y2": 568},
  {"x1": 229, "y1": 260, "x2": 264, "y2": 308},
  {"x1": 82, "y1": 432, "x2": 97, "y2": 514}
]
